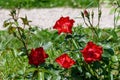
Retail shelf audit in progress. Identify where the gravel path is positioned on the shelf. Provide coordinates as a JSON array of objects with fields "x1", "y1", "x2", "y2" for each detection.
[{"x1": 0, "y1": 7, "x2": 120, "y2": 30}]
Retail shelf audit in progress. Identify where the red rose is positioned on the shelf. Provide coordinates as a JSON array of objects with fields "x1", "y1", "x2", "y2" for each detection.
[
  {"x1": 80, "y1": 42, "x2": 103, "y2": 63},
  {"x1": 53, "y1": 16, "x2": 75, "y2": 34},
  {"x1": 55, "y1": 53, "x2": 75, "y2": 69},
  {"x1": 28, "y1": 47, "x2": 48, "y2": 67}
]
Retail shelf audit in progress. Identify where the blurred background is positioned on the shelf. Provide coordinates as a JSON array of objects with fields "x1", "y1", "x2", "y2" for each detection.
[{"x1": 0, "y1": 0, "x2": 117, "y2": 9}]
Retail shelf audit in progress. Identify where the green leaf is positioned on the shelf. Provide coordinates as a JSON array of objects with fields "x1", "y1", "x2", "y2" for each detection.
[
  {"x1": 43, "y1": 42, "x2": 53, "y2": 50},
  {"x1": 111, "y1": 55, "x2": 118, "y2": 62},
  {"x1": 25, "y1": 67, "x2": 37, "y2": 74},
  {"x1": 38, "y1": 72, "x2": 44, "y2": 80},
  {"x1": 3, "y1": 21, "x2": 13, "y2": 28},
  {"x1": 8, "y1": 27, "x2": 16, "y2": 34},
  {"x1": 102, "y1": 48, "x2": 114, "y2": 58},
  {"x1": 20, "y1": 15, "x2": 32, "y2": 25},
  {"x1": 93, "y1": 61, "x2": 101, "y2": 69},
  {"x1": 3, "y1": 21, "x2": 10, "y2": 27},
  {"x1": 102, "y1": 57, "x2": 109, "y2": 65},
  {"x1": 52, "y1": 75, "x2": 61, "y2": 80},
  {"x1": 107, "y1": 30, "x2": 118, "y2": 41},
  {"x1": 21, "y1": 33, "x2": 26, "y2": 40}
]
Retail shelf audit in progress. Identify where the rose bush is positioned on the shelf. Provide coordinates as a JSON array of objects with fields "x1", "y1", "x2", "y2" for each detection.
[{"x1": 1, "y1": 1, "x2": 120, "y2": 79}]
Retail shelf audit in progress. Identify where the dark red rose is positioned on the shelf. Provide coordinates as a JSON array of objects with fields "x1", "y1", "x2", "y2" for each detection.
[
  {"x1": 28, "y1": 47, "x2": 48, "y2": 67},
  {"x1": 53, "y1": 16, "x2": 75, "y2": 34},
  {"x1": 55, "y1": 53, "x2": 75, "y2": 69},
  {"x1": 80, "y1": 42, "x2": 103, "y2": 63}
]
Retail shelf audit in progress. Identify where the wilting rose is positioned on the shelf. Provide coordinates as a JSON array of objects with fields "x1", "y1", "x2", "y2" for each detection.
[
  {"x1": 80, "y1": 42, "x2": 103, "y2": 63},
  {"x1": 55, "y1": 53, "x2": 75, "y2": 69},
  {"x1": 53, "y1": 16, "x2": 75, "y2": 34},
  {"x1": 28, "y1": 47, "x2": 48, "y2": 67}
]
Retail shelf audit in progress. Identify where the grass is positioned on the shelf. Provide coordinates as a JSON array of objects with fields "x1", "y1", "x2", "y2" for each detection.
[{"x1": 0, "y1": 0, "x2": 99, "y2": 9}]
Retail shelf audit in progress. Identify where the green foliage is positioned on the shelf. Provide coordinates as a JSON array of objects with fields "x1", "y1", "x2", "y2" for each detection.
[
  {"x1": 0, "y1": 0, "x2": 99, "y2": 9},
  {"x1": 0, "y1": 26, "x2": 120, "y2": 79}
]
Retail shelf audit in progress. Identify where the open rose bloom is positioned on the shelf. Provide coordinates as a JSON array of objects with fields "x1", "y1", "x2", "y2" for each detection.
[
  {"x1": 53, "y1": 16, "x2": 75, "y2": 34},
  {"x1": 55, "y1": 53, "x2": 75, "y2": 69},
  {"x1": 28, "y1": 47, "x2": 48, "y2": 67},
  {"x1": 81, "y1": 42, "x2": 103, "y2": 63}
]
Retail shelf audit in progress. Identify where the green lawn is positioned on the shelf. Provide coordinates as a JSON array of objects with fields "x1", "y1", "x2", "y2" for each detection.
[{"x1": 0, "y1": 0, "x2": 99, "y2": 9}]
